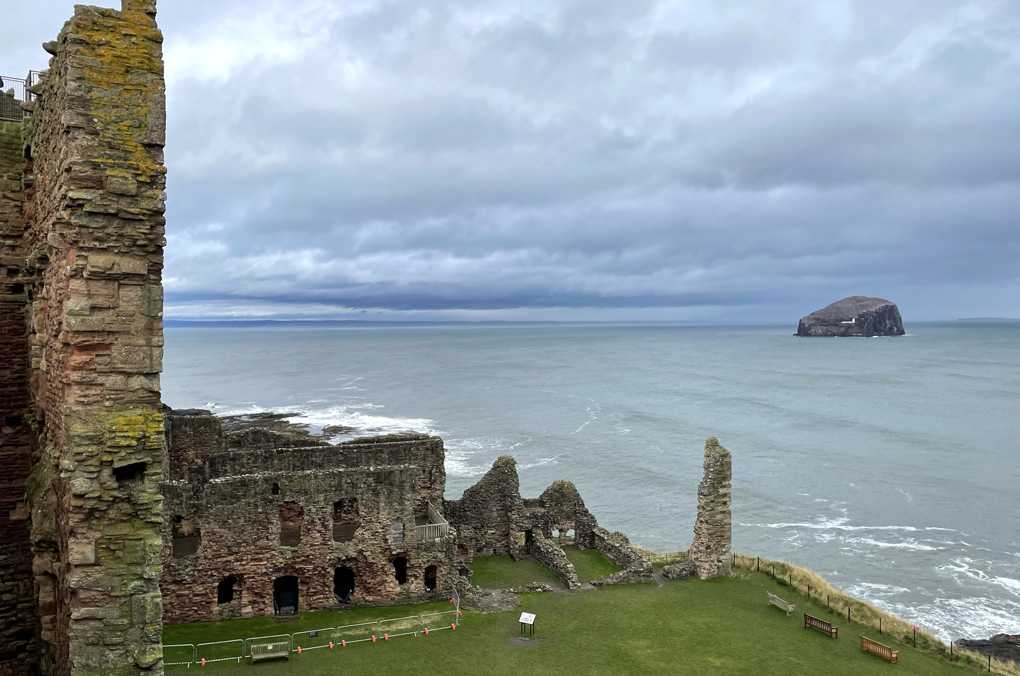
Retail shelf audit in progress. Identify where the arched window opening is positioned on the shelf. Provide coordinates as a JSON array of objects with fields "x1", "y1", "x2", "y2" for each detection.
[
  {"x1": 334, "y1": 566, "x2": 355, "y2": 603},
  {"x1": 393, "y1": 556, "x2": 408, "y2": 585},
  {"x1": 332, "y1": 498, "x2": 359, "y2": 542},
  {"x1": 279, "y1": 502, "x2": 303, "y2": 546},
  {"x1": 271, "y1": 482, "x2": 280, "y2": 495},
  {"x1": 217, "y1": 575, "x2": 239, "y2": 605},
  {"x1": 424, "y1": 565, "x2": 437, "y2": 592},
  {"x1": 273, "y1": 576, "x2": 299, "y2": 614}
]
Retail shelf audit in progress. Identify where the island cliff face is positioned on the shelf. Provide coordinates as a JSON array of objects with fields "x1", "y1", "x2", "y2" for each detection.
[{"x1": 796, "y1": 296, "x2": 905, "y2": 337}]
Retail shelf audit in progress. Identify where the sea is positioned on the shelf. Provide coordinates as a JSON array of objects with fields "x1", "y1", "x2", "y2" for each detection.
[{"x1": 162, "y1": 321, "x2": 1020, "y2": 643}]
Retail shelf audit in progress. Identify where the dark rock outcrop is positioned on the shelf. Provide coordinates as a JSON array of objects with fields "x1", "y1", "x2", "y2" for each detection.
[
  {"x1": 956, "y1": 634, "x2": 1020, "y2": 667},
  {"x1": 796, "y1": 296, "x2": 905, "y2": 337}
]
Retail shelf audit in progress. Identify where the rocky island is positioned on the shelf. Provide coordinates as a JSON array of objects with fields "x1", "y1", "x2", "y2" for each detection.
[{"x1": 796, "y1": 296, "x2": 905, "y2": 337}]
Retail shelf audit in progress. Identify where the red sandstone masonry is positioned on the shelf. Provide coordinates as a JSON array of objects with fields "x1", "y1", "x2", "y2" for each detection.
[
  {"x1": 2, "y1": 2, "x2": 168, "y2": 675},
  {"x1": 161, "y1": 414, "x2": 462, "y2": 623},
  {"x1": 0, "y1": 119, "x2": 38, "y2": 676}
]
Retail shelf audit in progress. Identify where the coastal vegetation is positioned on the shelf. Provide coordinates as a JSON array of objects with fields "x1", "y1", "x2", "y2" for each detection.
[{"x1": 163, "y1": 562, "x2": 1017, "y2": 675}]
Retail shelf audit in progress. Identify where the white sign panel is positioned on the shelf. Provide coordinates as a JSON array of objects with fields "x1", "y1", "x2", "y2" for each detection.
[{"x1": 519, "y1": 612, "x2": 536, "y2": 625}]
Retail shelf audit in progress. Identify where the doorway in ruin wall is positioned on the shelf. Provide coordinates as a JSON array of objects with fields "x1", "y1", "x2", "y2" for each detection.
[
  {"x1": 273, "y1": 576, "x2": 299, "y2": 614},
  {"x1": 334, "y1": 567, "x2": 355, "y2": 603}
]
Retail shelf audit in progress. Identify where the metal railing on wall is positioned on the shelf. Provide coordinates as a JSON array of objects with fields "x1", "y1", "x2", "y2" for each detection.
[
  {"x1": 1, "y1": 71, "x2": 45, "y2": 121},
  {"x1": 415, "y1": 501, "x2": 450, "y2": 541},
  {"x1": 162, "y1": 588, "x2": 462, "y2": 668}
]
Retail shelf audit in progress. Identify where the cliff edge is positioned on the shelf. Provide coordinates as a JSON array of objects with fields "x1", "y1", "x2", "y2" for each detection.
[{"x1": 796, "y1": 296, "x2": 905, "y2": 337}]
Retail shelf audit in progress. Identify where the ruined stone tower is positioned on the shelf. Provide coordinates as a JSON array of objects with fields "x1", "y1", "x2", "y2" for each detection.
[
  {"x1": 0, "y1": 1, "x2": 167, "y2": 674},
  {"x1": 663, "y1": 437, "x2": 732, "y2": 581}
]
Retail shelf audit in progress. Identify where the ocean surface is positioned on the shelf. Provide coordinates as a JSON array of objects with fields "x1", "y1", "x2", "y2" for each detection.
[{"x1": 162, "y1": 321, "x2": 1020, "y2": 642}]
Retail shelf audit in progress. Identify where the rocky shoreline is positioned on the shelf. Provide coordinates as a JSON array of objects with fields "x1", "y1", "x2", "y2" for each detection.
[{"x1": 956, "y1": 634, "x2": 1020, "y2": 667}]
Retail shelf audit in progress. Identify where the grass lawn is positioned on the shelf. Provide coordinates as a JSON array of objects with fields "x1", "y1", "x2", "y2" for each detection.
[
  {"x1": 469, "y1": 554, "x2": 563, "y2": 589},
  {"x1": 562, "y1": 545, "x2": 621, "y2": 582},
  {"x1": 162, "y1": 600, "x2": 456, "y2": 646},
  {"x1": 164, "y1": 569, "x2": 977, "y2": 675}
]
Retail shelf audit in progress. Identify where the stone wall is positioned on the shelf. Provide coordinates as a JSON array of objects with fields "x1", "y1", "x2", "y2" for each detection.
[
  {"x1": 444, "y1": 456, "x2": 525, "y2": 557},
  {"x1": 590, "y1": 526, "x2": 653, "y2": 586},
  {"x1": 161, "y1": 412, "x2": 462, "y2": 623},
  {"x1": 527, "y1": 480, "x2": 598, "y2": 548},
  {"x1": 663, "y1": 437, "x2": 732, "y2": 581},
  {"x1": 0, "y1": 119, "x2": 38, "y2": 676},
  {"x1": 0, "y1": 1, "x2": 168, "y2": 675},
  {"x1": 530, "y1": 535, "x2": 580, "y2": 590}
]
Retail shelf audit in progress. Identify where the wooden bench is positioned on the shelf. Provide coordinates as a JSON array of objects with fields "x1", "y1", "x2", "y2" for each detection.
[
  {"x1": 804, "y1": 613, "x2": 838, "y2": 638},
  {"x1": 767, "y1": 592, "x2": 795, "y2": 616},
  {"x1": 861, "y1": 636, "x2": 899, "y2": 663},
  {"x1": 250, "y1": 642, "x2": 290, "y2": 664}
]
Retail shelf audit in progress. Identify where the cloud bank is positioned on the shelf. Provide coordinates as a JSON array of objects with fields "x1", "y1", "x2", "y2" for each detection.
[{"x1": 8, "y1": 0, "x2": 1020, "y2": 321}]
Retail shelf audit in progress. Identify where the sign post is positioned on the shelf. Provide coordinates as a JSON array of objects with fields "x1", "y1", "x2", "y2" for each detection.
[{"x1": 519, "y1": 612, "x2": 536, "y2": 637}]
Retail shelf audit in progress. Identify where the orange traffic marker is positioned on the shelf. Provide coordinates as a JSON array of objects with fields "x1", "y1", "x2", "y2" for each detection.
[
  {"x1": 451, "y1": 623, "x2": 456, "y2": 630},
  {"x1": 424, "y1": 628, "x2": 429, "y2": 636},
  {"x1": 296, "y1": 646, "x2": 301, "y2": 654},
  {"x1": 371, "y1": 635, "x2": 376, "y2": 643}
]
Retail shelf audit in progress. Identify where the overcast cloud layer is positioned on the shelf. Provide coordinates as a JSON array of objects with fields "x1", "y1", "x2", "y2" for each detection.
[{"x1": 6, "y1": 0, "x2": 1019, "y2": 321}]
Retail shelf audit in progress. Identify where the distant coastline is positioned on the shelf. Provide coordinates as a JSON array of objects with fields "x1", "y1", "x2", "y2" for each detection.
[
  {"x1": 163, "y1": 318, "x2": 1014, "y2": 328},
  {"x1": 956, "y1": 317, "x2": 1020, "y2": 322}
]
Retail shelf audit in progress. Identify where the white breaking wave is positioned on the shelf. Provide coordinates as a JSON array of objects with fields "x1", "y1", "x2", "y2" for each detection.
[
  {"x1": 290, "y1": 406, "x2": 435, "y2": 437},
  {"x1": 444, "y1": 437, "x2": 525, "y2": 477},
  {"x1": 744, "y1": 517, "x2": 956, "y2": 534},
  {"x1": 519, "y1": 456, "x2": 559, "y2": 471},
  {"x1": 210, "y1": 402, "x2": 436, "y2": 439},
  {"x1": 844, "y1": 537, "x2": 939, "y2": 552},
  {"x1": 845, "y1": 582, "x2": 911, "y2": 597}
]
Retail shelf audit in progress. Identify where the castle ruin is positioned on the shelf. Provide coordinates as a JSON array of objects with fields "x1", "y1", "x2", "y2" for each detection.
[
  {"x1": 159, "y1": 410, "x2": 653, "y2": 622},
  {"x1": 0, "y1": 2, "x2": 732, "y2": 674}
]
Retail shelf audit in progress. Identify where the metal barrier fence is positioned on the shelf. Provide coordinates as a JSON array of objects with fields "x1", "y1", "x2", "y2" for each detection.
[
  {"x1": 377, "y1": 615, "x2": 421, "y2": 640},
  {"x1": 290, "y1": 628, "x2": 333, "y2": 651},
  {"x1": 334, "y1": 621, "x2": 378, "y2": 645},
  {"x1": 163, "y1": 588, "x2": 462, "y2": 668},
  {"x1": 163, "y1": 644, "x2": 196, "y2": 668},
  {"x1": 196, "y1": 639, "x2": 244, "y2": 665}
]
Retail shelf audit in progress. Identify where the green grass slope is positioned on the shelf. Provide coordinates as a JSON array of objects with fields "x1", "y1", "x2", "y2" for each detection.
[{"x1": 165, "y1": 569, "x2": 980, "y2": 675}]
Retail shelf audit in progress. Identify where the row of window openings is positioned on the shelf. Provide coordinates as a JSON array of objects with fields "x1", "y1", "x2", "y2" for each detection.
[
  {"x1": 174, "y1": 498, "x2": 403, "y2": 556},
  {"x1": 215, "y1": 563, "x2": 439, "y2": 609}
]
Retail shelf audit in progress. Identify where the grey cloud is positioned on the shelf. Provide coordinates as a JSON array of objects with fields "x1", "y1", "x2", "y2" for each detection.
[{"x1": 13, "y1": 0, "x2": 1020, "y2": 320}]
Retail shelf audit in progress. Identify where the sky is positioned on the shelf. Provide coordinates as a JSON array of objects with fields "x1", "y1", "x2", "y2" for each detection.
[{"x1": 4, "y1": 0, "x2": 1019, "y2": 323}]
